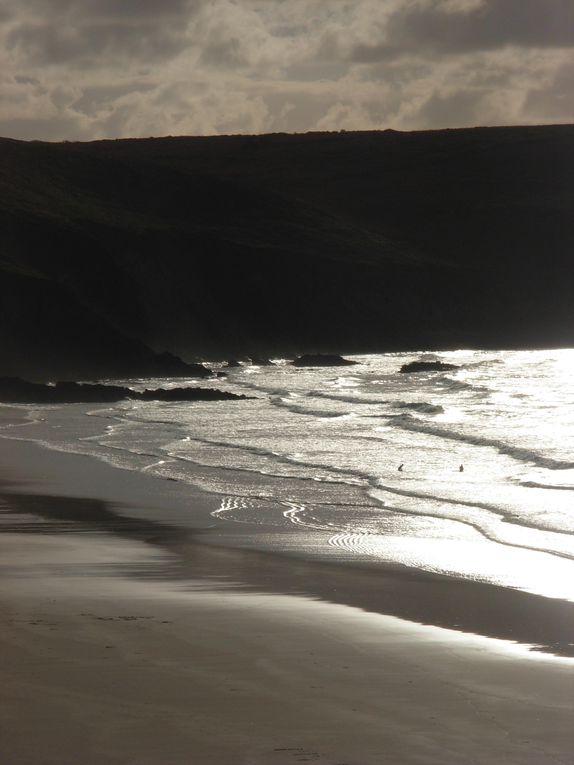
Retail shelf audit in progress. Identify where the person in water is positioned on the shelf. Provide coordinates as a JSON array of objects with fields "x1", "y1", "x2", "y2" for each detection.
[{"x1": 459, "y1": 464, "x2": 464, "y2": 472}]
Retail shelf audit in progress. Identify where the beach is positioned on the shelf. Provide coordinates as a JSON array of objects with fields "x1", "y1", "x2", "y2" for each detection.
[{"x1": 1, "y1": 410, "x2": 573, "y2": 764}]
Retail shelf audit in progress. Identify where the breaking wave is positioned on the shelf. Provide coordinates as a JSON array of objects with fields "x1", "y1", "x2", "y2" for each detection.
[
  {"x1": 395, "y1": 401, "x2": 445, "y2": 415},
  {"x1": 435, "y1": 376, "x2": 491, "y2": 395},
  {"x1": 387, "y1": 413, "x2": 574, "y2": 470},
  {"x1": 269, "y1": 396, "x2": 348, "y2": 418}
]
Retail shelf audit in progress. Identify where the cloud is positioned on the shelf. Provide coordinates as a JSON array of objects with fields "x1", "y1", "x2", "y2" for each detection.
[
  {"x1": 0, "y1": 0, "x2": 572, "y2": 141},
  {"x1": 351, "y1": 0, "x2": 574, "y2": 62},
  {"x1": 523, "y1": 62, "x2": 574, "y2": 123},
  {"x1": 4, "y1": 0, "x2": 196, "y2": 67}
]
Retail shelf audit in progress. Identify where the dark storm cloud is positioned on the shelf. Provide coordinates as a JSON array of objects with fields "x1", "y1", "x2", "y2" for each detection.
[
  {"x1": 83, "y1": 0, "x2": 193, "y2": 17},
  {"x1": 7, "y1": 21, "x2": 187, "y2": 66},
  {"x1": 4, "y1": 0, "x2": 194, "y2": 18},
  {"x1": 352, "y1": 0, "x2": 574, "y2": 63},
  {"x1": 4, "y1": 0, "x2": 198, "y2": 65}
]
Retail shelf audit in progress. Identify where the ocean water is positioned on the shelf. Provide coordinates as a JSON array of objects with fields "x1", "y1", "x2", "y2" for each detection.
[{"x1": 5, "y1": 350, "x2": 574, "y2": 602}]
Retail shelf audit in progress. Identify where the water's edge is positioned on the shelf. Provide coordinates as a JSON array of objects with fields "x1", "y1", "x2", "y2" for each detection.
[{"x1": 1, "y1": 429, "x2": 573, "y2": 658}]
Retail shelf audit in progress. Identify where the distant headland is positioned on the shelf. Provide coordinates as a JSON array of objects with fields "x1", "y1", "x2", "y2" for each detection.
[{"x1": 0, "y1": 125, "x2": 572, "y2": 380}]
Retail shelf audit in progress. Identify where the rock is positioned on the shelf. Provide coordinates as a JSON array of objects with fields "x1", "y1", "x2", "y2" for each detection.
[
  {"x1": 151, "y1": 352, "x2": 213, "y2": 378},
  {"x1": 0, "y1": 377, "x2": 248, "y2": 403},
  {"x1": 249, "y1": 357, "x2": 275, "y2": 366},
  {"x1": 225, "y1": 359, "x2": 242, "y2": 368},
  {"x1": 399, "y1": 361, "x2": 459, "y2": 373},
  {"x1": 291, "y1": 354, "x2": 357, "y2": 367},
  {"x1": 0, "y1": 377, "x2": 129, "y2": 403},
  {"x1": 139, "y1": 387, "x2": 248, "y2": 402}
]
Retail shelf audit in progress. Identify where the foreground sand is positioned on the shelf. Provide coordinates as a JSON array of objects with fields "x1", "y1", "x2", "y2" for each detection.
[
  {"x1": 2, "y1": 560, "x2": 573, "y2": 765},
  {"x1": 0, "y1": 416, "x2": 573, "y2": 764}
]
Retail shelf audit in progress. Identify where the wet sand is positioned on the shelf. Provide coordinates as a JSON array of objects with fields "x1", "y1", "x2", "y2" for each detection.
[{"x1": 0, "y1": 414, "x2": 573, "y2": 764}]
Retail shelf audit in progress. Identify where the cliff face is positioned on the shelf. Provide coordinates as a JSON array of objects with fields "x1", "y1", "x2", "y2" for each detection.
[{"x1": 0, "y1": 125, "x2": 572, "y2": 377}]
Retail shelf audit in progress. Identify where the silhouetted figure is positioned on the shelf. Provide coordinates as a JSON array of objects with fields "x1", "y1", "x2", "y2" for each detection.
[
  {"x1": 398, "y1": 464, "x2": 404, "y2": 472},
  {"x1": 459, "y1": 464, "x2": 464, "y2": 472}
]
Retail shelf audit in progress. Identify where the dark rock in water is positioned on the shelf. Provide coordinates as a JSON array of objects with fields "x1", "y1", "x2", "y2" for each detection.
[
  {"x1": 0, "y1": 376, "x2": 248, "y2": 403},
  {"x1": 225, "y1": 359, "x2": 242, "y2": 368},
  {"x1": 399, "y1": 361, "x2": 459, "y2": 373},
  {"x1": 139, "y1": 387, "x2": 247, "y2": 402},
  {"x1": 215, "y1": 371, "x2": 228, "y2": 378},
  {"x1": 152, "y1": 352, "x2": 213, "y2": 378},
  {"x1": 249, "y1": 357, "x2": 275, "y2": 366},
  {"x1": 292, "y1": 354, "x2": 357, "y2": 367},
  {"x1": 0, "y1": 377, "x2": 129, "y2": 403}
]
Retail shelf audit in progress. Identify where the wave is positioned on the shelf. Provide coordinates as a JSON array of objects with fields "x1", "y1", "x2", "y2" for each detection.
[
  {"x1": 84, "y1": 415, "x2": 574, "y2": 543},
  {"x1": 224, "y1": 380, "x2": 293, "y2": 398},
  {"x1": 465, "y1": 358, "x2": 505, "y2": 368},
  {"x1": 26, "y1": 408, "x2": 574, "y2": 551},
  {"x1": 232, "y1": 384, "x2": 392, "y2": 408},
  {"x1": 370, "y1": 480, "x2": 572, "y2": 536},
  {"x1": 369, "y1": 485, "x2": 574, "y2": 561},
  {"x1": 387, "y1": 413, "x2": 574, "y2": 471},
  {"x1": 250, "y1": 465, "x2": 574, "y2": 561},
  {"x1": 435, "y1": 376, "x2": 491, "y2": 394},
  {"x1": 269, "y1": 396, "x2": 348, "y2": 418},
  {"x1": 167, "y1": 434, "x2": 391, "y2": 497},
  {"x1": 395, "y1": 402, "x2": 444, "y2": 415},
  {"x1": 6, "y1": 403, "x2": 573, "y2": 569},
  {"x1": 170, "y1": 435, "x2": 367, "y2": 485},
  {"x1": 8, "y1": 423, "x2": 572, "y2": 564},
  {"x1": 84, "y1": 408, "x2": 371, "y2": 488},
  {"x1": 169, "y1": 433, "x2": 574, "y2": 543},
  {"x1": 520, "y1": 481, "x2": 574, "y2": 492},
  {"x1": 310, "y1": 391, "x2": 391, "y2": 406}
]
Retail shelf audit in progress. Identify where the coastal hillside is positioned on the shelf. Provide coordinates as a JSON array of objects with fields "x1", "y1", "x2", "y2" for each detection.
[{"x1": 0, "y1": 125, "x2": 572, "y2": 377}]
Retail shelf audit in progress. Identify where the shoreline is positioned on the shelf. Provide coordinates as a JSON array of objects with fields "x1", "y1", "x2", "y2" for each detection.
[
  {"x1": 0, "y1": 422, "x2": 573, "y2": 763},
  {"x1": 0, "y1": 423, "x2": 573, "y2": 657}
]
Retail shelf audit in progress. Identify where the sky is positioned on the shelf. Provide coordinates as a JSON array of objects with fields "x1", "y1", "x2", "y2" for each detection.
[{"x1": 1, "y1": 0, "x2": 573, "y2": 141}]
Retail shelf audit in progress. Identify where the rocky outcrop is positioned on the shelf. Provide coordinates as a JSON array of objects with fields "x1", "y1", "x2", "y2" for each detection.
[
  {"x1": 0, "y1": 377, "x2": 248, "y2": 404},
  {"x1": 292, "y1": 354, "x2": 357, "y2": 367},
  {"x1": 399, "y1": 361, "x2": 458, "y2": 373},
  {"x1": 151, "y1": 352, "x2": 212, "y2": 378},
  {"x1": 139, "y1": 387, "x2": 246, "y2": 402},
  {"x1": 249, "y1": 357, "x2": 275, "y2": 366}
]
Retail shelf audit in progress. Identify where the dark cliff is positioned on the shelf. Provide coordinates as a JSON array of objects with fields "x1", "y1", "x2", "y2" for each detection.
[{"x1": 1, "y1": 125, "x2": 572, "y2": 378}]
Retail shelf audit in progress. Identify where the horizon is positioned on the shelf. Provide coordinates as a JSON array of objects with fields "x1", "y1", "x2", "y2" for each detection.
[{"x1": 2, "y1": 120, "x2": 573, "y2": 146}]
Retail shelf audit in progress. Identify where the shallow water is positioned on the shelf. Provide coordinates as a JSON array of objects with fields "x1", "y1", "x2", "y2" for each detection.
[{"x1": 4, "y1": 349, "x2": 574, "y2": 602}]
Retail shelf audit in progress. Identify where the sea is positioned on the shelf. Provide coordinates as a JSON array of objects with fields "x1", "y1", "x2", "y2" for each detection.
[{"x1": 4, "y1": 349, "x2": 574, "y2": 603}]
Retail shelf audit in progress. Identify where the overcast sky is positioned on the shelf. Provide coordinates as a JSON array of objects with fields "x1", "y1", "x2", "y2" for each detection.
[{"x1": 1, "y1": 0, "x2": 572, "y2": 141}]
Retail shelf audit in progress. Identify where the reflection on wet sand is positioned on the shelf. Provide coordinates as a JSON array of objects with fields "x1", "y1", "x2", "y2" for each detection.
[{"x1": 2, "y1": 481, "x2": 573, "y2": 657}]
